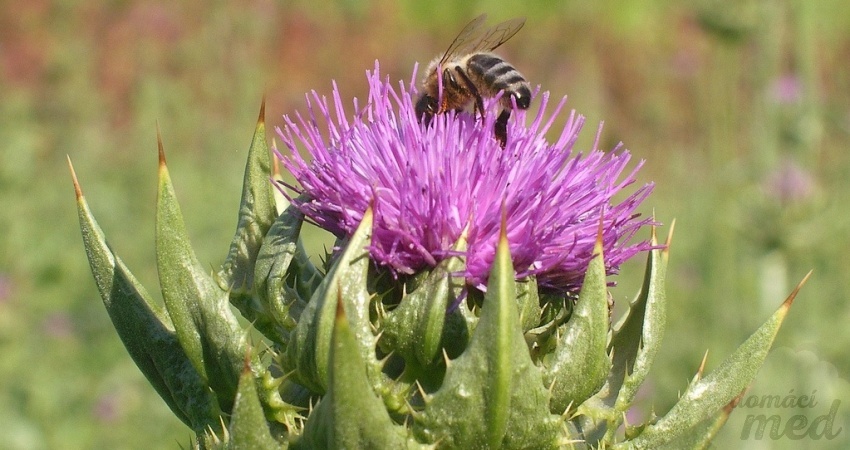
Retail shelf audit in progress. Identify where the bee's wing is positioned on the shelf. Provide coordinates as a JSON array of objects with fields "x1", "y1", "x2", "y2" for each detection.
[
  {"x1": 467, "y1": 17, "x2": 526, "y2": 54},
  {"x1": 438, "y1": 14, "x2": 488, "y2": 66}
]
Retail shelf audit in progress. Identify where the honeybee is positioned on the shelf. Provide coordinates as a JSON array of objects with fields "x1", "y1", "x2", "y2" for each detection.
[{"x1": 416, "y1": 14, "x2": 531, "y2": 146}]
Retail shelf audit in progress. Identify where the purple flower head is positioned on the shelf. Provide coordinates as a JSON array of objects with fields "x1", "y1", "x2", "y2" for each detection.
[
  {"x1": 277, "y1": 61, "x2": 655, "y2": 294},
  {"x1": 769, "y1": 74, "x2": 803, "y2": 105},
  {"x1": 762, "y1": 158, "x2": 817, "y2": 207}
]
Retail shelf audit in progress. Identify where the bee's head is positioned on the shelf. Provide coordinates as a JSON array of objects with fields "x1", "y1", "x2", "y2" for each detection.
[{"x1": 415, "y1": 94, "x2": 439, "y2": 125}]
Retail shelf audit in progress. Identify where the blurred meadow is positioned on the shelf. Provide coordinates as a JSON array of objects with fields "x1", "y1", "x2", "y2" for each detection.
[{"x1": 2, "y1": 0, "x2": 849, "y2": 448}]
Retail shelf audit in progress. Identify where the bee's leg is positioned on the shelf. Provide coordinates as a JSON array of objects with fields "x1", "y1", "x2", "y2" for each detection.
[
  {"x1": 453, "y1": 67, "x2": 485, "y2": 118},
  {"x1": 415, "y1": 95, "x2": 438, "y2": 126},
  {"x1": 494, "y1": 109, "x2": 510, "y2": 148}
]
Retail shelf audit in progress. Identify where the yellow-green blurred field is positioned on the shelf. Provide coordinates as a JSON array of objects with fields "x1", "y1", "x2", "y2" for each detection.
[{"x1": 2, "y1": 1, "x2": 849, "y2": 448}]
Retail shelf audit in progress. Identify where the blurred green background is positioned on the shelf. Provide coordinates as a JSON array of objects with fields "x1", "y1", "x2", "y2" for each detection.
[{"x1": 2, "y1": 0, "x2": 849, "y2": 448}]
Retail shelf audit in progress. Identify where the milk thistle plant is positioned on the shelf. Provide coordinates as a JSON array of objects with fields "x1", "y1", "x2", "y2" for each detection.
[{"x1": 71, "y1": 62, "x2": 809, "y2": 449}]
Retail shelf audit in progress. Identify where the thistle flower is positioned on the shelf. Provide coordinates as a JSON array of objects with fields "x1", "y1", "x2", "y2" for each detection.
[
  {"x1": 762, "y1": 158, "x2": 817, "y2": 207},
  {"x1": 72, "y1": 57, "x2": 808, "y2": 449},
  {"x1": 279, "y1": 62, "x2": 655, "y2": 293}
]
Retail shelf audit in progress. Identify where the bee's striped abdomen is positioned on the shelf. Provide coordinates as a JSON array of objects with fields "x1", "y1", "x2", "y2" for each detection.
[{"x1": 466, "y1": 53, "x2": 531, "y2": 109}]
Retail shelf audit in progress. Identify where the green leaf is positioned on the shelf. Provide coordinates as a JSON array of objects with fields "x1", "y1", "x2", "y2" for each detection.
[
  {"x1": 228, "y1": 360, "x2": 283, "y2": 450},
  {"x1": 286, "y1": 239, "x2": 324, "y2": 316},
  {"x1": 294, "y1": 298, "x2": 416, "y2": 450},
  {"x1": 69, "y1": 158, "x2": 221, "y2": 434},
  {"x1": 252, "y1": 195, "x2": 323, "y2": 330},
  {"x1": 653, "y1": 391, "x2": 744, "y2": 450},
  {"x1": 382, "y1": 231, "x2": 467, "y2": 366},
  {"x1": 250, "y1": 200, "x2": 309, "y2": 345},
  {"x1": 619, "y1": 271, "x2": 811, "y2": 449},
  {"x1": 579, "y1": 224, "x2": 671, "y2": 444},
  {"x1": 543, "y1": 226, "x2": 612, "y2": 415},
  {"x1": 283, "y1": 208, "x2": 378, "y2": 394},
  {"x1": 589, "y1": 225, "x2": 670, "y2": 444},
  {"x1": 155, "y1": 138, "x2": 259, "y2": 411},
  {"x1": 415, "y1": 221, "x2": 560, "y2": 449},
  {"x1": 218, "y1": 100, "x2": 277, "y2": 294},
  {"x1": 516, "y1": 276, "x2": 543, "y2": 332},
  {"x1": 609, "y1": 225, "x2": 669, "y2": 411}
]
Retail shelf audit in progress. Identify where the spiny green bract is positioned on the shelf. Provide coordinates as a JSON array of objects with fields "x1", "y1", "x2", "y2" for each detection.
[{"x1": 71, "y1": 105, "x2": 807, "y2": 449}]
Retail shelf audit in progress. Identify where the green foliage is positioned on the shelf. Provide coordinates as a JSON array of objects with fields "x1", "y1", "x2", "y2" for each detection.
[
  {"x1": 72, "y1": 115, "x2": 807, "y2": 448},
  {"x1": 542, "y1": 229, "x2": 612, "y2": 414},
  {"x1": 70, "y1": 158, "x2": 222, "y2": 434}
]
